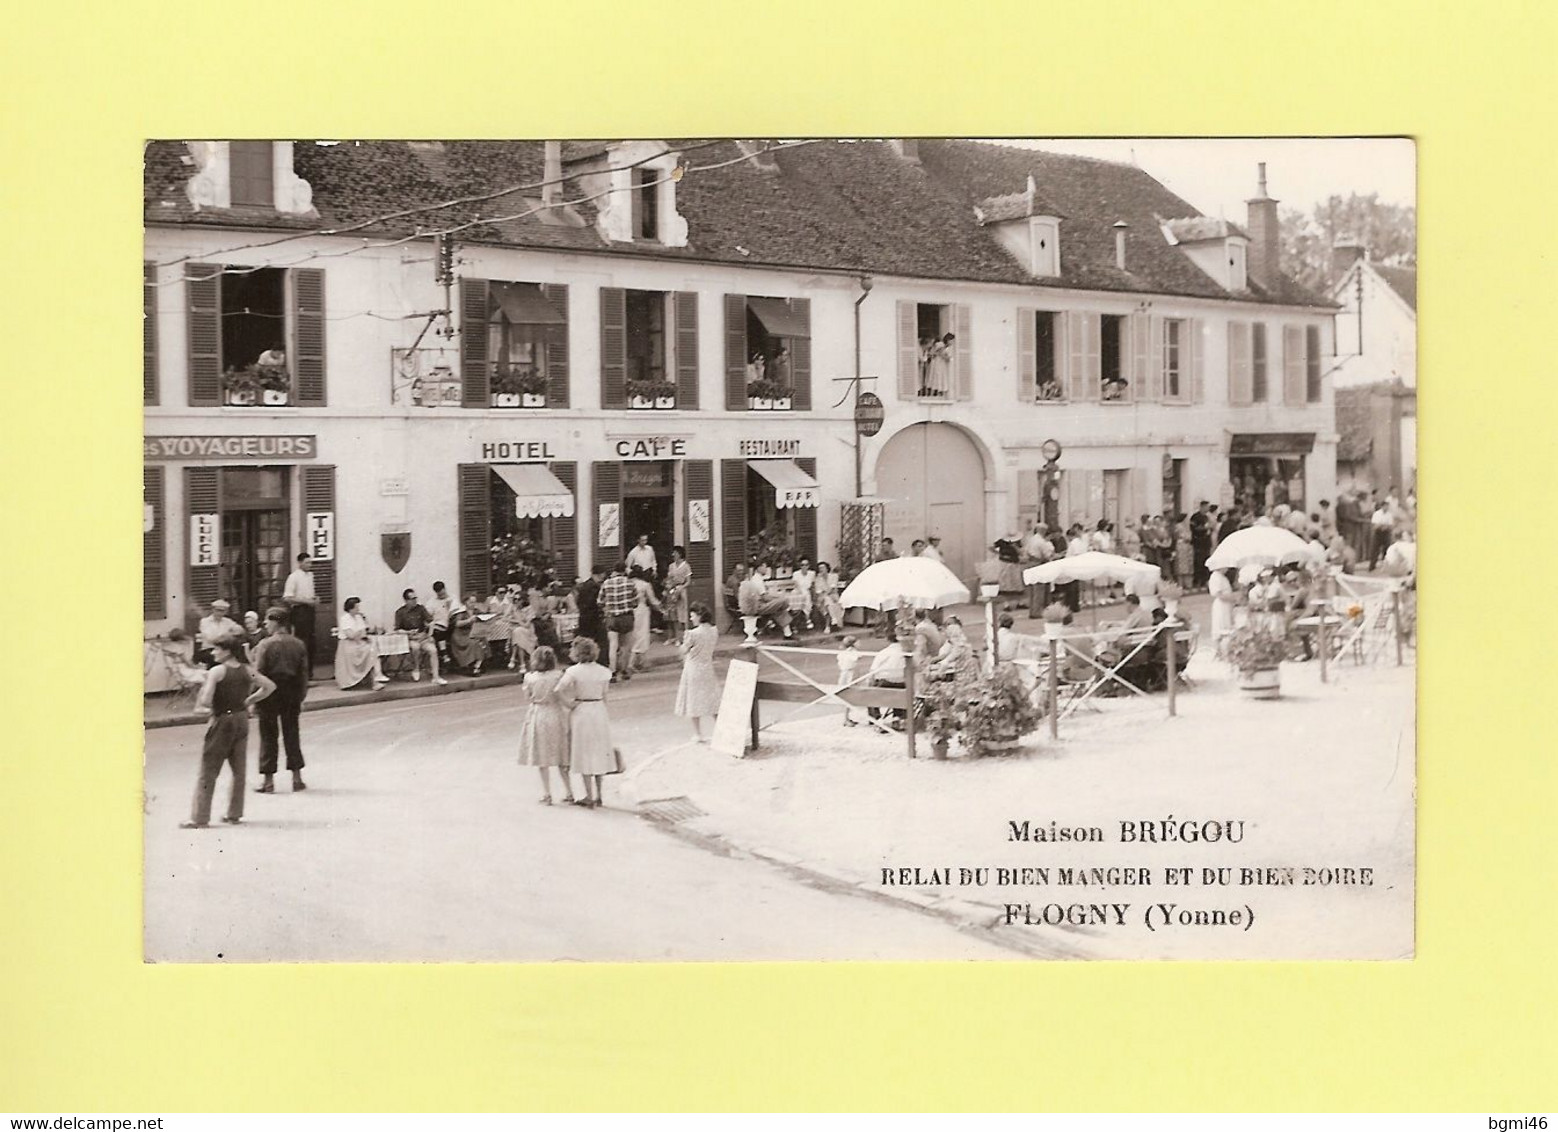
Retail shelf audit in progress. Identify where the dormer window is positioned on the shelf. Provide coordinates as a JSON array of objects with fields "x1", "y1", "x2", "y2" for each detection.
[
  {"x1": 1029, "y1": 217, "x2": 1060, "y2": 278},
  {"x1": 634, "y1": 169, "x2": 659, "y2": 241},
  {"x1": 1228, "y1": 239, "x2": 1248, "y2": 290},
  {"x1": 229, "y1": 141, "x2": 274, "y2": 207}
]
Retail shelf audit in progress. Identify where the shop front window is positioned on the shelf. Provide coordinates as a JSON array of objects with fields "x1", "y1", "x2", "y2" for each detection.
[
  {"x1": 489, "y1": 473, "x2": 559, "y2": 592},
  {"x1": 745, "y1": 468, "x2": 798, "y2": 575},
  {"x1": 1230, "y1": 456, "x2": 1306, "y2": 515}
]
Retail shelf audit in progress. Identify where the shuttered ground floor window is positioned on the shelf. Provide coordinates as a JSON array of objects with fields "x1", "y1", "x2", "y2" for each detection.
[{"x1": 459, "y1": 463, "x2": 577, "y2": 599}]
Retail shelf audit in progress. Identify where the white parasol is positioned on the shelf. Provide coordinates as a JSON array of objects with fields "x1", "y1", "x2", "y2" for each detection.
[
  {"x1": 1022, "y1": 551, "x2": 1163, "y2": 587},
  {"x1": 838, "y1": 557, "x2": 971, "y2": 611},
  {"x1": 1205, "y1": 526, "x2": 1325, "y2": 572}
]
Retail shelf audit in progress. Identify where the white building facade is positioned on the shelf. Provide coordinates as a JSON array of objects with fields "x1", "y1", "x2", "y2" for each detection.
[{"x1": 144, "y1": 140, "x2": 1337, "y2": 655}]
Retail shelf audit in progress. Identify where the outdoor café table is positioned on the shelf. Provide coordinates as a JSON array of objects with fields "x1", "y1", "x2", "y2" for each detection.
[{"x1": 469, "y1": 614, "x2": 503, "y2": 643}]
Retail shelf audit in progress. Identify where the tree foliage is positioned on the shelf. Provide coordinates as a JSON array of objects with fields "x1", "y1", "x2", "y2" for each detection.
[{"x1": 1279, "y1": 193, "x2": 1416, "y2": 291}]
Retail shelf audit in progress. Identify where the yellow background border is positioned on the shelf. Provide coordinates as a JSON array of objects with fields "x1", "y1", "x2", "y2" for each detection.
[{"x1": 3, "y1": 0, "x2": 1553, "y2": 1111}]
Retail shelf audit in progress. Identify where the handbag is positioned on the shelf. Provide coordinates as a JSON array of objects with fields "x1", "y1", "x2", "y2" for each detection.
[{"x1": 605, "y1": 747, "x2": 625, "y2": 776}]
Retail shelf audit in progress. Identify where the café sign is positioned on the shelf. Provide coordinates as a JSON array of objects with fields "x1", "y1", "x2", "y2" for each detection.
[
  {"x1": 611, "y1": 434, "x2": 688, "y2": 460},
  {"x1": 144, "y1": 435, "x2": 318, "y2": 461}
]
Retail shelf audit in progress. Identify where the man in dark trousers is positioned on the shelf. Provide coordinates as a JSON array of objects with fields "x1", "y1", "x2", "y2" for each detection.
[
  {"x1": 576, "y1": 564, "x2": 608, "y2": 660},
  {"x1": 1190, "y1": 502, "x2": 1213, "y2": 589},
  {"x1": 282, "y1": 553, "x2": 318, "y2": 675},
  {"x1": 253, "y1": 605, "x2": 310, "y2": 793}
]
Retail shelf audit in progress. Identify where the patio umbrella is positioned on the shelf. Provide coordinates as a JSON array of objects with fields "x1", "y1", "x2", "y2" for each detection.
[
  {"x1": 838, "y1": 557, "x2": 971, "y2": 611},
  {"x1": 1022, "y1": 551, "x2": 1163, "y2": 628},
  {"x1": 1205, "y1": 526, "x2": 1324, "y2": 572}
]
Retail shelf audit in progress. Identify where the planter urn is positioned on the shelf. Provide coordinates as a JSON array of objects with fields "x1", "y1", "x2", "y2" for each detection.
[
  {"x1": 1042, "y1": 620, "x2": 1065, "y2": 640},
  {"x1": 1237, "y1": 666, "x2": 1281, "y2": 699}
]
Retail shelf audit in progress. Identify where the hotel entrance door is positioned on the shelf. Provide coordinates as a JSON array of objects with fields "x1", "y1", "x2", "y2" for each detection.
[{"x1": 620, "y1": 461, "x2": 676, "y2": 577}]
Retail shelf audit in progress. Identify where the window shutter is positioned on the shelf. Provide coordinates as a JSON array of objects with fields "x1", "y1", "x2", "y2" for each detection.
[
  {"x1": 600, "y1": 287, "x2": 627, "y2": 409},
  {"x1": 1252, "y1": 323, "x2": 1268, "y2": 402},
  {"x1": 542, "y1": 283, "x2": 570, "y2": 408},
  {"x1": 789, "y1": 298, "x2": 812, "y2": 411},
  {"x1": 954, "y1": 303, "x2": 974, "y2": 400},
  {"x1": 186, "y1": 264, "x2": 222, "y2": 406},
  {"x1": 144, "y1": 262, "x2": 158, "y2": 405},
  {"x1": 1305, "y1": 325, "x2": 1322, "y2": 402},
  {"x1": 1283, "y1": 324, "x2": 1305, "y2": 406},
  {"x1": 549, "y1": 461, "x2": 578, "y2": 582},
  {"x1": 184, "y1": 466, "x2": 220, "y2": 630},
  {"x1": 1064, "y1": 311, "x2": 1084, "y2": 401},
  {"x1": 721, "y1": 459, "x2": 748, "y2": 581},
  {"x1": 593, "y1": 461, "x2": 622, "y2": 566},
  {"x1": 1017, "y1": 309, "x2": 1036, "y2": 403},
  {"x1": 1147, "y1": 316, "x2": 1164, "y2": 402},
  {"x1": 684, "y1": 460, "x2": 716, "y2": 616},
  {"x1": 1188, "y1": 318, "x2": 1204, "y2": 403},
  {"x1": 1081, "y1": 313, "x2": 1101, "y2": 402},
  {"x1": 301, "y1": 465, "x2": 337, "y2": 653},
  {"x1": 897, "y1": 301, "x2": 918, "y2": 399},
  {"x1": 292, "y1": 268, "x2": 326, "y2": 406},
  {"x1": 724, "y1": 294, "x2": 748, "y2": 411},
  {"x1": 794, "y1": 458, "x2": 819, "y2": 561},
  {"x1": 674, "y1": 291, "x2": 699, "y2": 410},
  {"x1": 1228, "y1": 321, "x2": 1252, "y2": 406},
  {"x1": 1128, "y1": 466, "x2": 1147, "y2": 527},
  {"x1": 461, "y1": 279, "x2": 491, "y2": 408},
  {"x1": 1086, "y1": 470, "x2": 1105, "y2": 520},
  {"x1": 458, "y1": 464, "x2": 493, "y2": 599},
  {"x1": 1130, "y1": 311, "x2": 1150, "y2": 403},
  {"x1": 144, "y1": 465, "x2": 165, "y2": 619}
]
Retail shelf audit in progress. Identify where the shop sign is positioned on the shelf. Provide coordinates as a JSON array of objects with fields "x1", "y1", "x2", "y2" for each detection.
[
  {"x1": 1229, "y1": 432, "x2": 1316, "y2": 455},
  {"x1": 190, "y1": 513, "x2": 219, "y2": 566},
  {"x1": 611, "y1": 435, "x2": 688, "y2": 460},
  {"x1": 480, "y1": 441, "x2": 557, "y2": 461},
  {"x1": 144, "y1": 435, "x2": 318, "y2": 461},
  {"x1": 380, "y1": 478, "x2": 409, "y2": 496},
  {"x1": 623, "y1": 464, "x2": 669, "y2": 490},
  {"x1": 597, "y1": 502, "x2": 621, "y2": 547},
  {"x1": 306, "y1": 511, "x2": 335, "y2": 562},
  {"x1": 688, "y1": 499, "x2": 711, "y2": 543},
  {"x1": 738, "y1": 438, "x2": 801, "y2": 457},
  {"x1": 777, "y1": 486, "x2": 819, "y2": 509},
  {"x1": 854, "y1": 392, "x2": 885, "y2": 438}
]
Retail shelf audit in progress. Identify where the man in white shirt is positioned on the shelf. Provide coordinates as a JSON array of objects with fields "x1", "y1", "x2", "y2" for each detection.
[
  {"x1": 282, "y1": 554, "x2": 317, "y2": 674},
  {"x1": 625, "y1": 534, "x2": 658, "y2": 579},
  {"x1": 1383, "y1": 529, "x2": 1417, "y2": 579},
  {"x1": 866, "y1": 638, "x2": 908, "y2": 725},
  {"x1": 921, "y1": 536, "x2": 944, "y2": 564},
  {"x1": 196, "y1": 599, "x2": 243, "y2": 666}
]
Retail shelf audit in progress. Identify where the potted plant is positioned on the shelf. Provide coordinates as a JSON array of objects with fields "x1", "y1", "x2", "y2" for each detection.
[
  {"x1": 255, "y1": 361, "x2": 291, "y2": 405},
  {"x1": 920, "y1": 677, "x2": 966, "y2": 760},
  {"x1": 516, "y1": 370, "x2": 549, "y2": 408},
  {"x1": 627, "y1": 378, "x2": 670, "y2": 409},
  {"x1": 491, "y1": 534, "x2": 557, "y2": 594},
  {"x1": 1158, "y1": 581, "x2": 1185, "y2": 618},
  {"x1": 490, "y1": 364, "x2": 524, "y2": 408},
  {"x1": 1224, "y1": 625, "x2": 1288, "y2": 698},
  {"x1": 747, "y1": 378, "x2": 785, "y2": 411},
  {"x1": 960, "y1": 663, "x2": 1042, "y2": 756},
  {"x1": 221, "y1": 365, "x2": 260, "y2": 406},
  {"x1": 1041, "y1": 601, "x2": 1070, "y2": 639}
]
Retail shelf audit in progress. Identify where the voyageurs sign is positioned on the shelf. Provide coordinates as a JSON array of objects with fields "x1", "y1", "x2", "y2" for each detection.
[{"x1": 144, "y1": 435, "x2": 318, "y2": 461}]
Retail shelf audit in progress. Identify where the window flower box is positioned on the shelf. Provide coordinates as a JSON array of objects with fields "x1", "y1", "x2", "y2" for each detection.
[
  {"x1": 774, "y1": 395, "x2": 792, "y2": 411},
  {"x1": 630, "y1": 395, "x2": 656, "y2": 410},
  {"x1": 225, "y1": 388, "x2": 257, "y2": 406},
  {"x1": 627, "y1": 379, "x2": 674, "y2": 410},
  {"x1": 491, "y1": 392, "x2": 522, "y2": 408},
  {"x1": 654, "y1": 394, "x2": 676, "y2": 410},
  {"x1": 748, "y1": 396, "x2": 773, "y2": 411},
  {"x1": 747, "y1": 379, "x2": 788, "y2": 412},
  {"x1": 261, "y1": 389, "x2": 290, "y2": 406},
  {"x1": 521, "y1": 393, "x2": 547, "y2": 408}
]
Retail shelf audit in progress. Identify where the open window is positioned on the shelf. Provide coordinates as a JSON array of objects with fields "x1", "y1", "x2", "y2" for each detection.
[
  {"x1": 488, "y1": 282, "x2": 566, "y2": 408},
  {"x1": 740, "y1": 297, "x2": 809, "y2": 410},
  {"x1": 1100, "y1": 314, "x2": 1130, "y2": 402},
  {"x1": 185, "y1": 263, "x2": 325, "y2": 408}
]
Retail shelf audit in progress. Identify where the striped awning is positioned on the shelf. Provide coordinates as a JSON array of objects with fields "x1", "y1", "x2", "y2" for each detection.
[
  {"x1": 491, "y1": 464, "x2": 575, "y2": 518},
  {"x1": 748, "y1": 459, "x2": 819, "y2": 509}
]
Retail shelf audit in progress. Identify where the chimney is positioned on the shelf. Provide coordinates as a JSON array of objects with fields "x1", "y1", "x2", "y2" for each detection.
[
  {"x1": 1332, "y1": 241, "x2": 1366, "y2": 277},
  {"x1": 1245, "y1": 161, "x2": 1280, "y2": 291},
  {"x1": 1113, "y1": 221, "x2": 1129, "y2": 271},
  {"x1": 542, "y1": 141, "x2": 562, "y2": 206}
]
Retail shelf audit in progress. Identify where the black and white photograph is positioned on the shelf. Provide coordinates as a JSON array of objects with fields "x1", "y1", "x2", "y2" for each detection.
[{"x1": 141, "y1": 136, "x2": 1417, "y2": 962}]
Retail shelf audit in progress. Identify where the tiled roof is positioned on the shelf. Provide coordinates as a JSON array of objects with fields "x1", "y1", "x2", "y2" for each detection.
[
  {"x1": 1162, "y1": 216, "x2": 1247, "y2": 243},
  {"x1": 1374, "y1": 264, "x2": 1417, "y2": 312},
  {"x1": 144, "y1": 139, "x2": 1331, "y2": 308},
  {"x1": 1334, "y1": 387, "x2": 1375, "y2": 463}
]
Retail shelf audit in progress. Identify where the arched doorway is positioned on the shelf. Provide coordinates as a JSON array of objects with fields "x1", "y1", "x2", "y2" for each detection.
[{"x1": 874, "y1": 422, "x2": 988, "y2": 583}]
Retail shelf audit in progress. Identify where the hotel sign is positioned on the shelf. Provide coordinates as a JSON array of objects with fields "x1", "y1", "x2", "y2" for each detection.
[{"x1": 144, "y1": 435, "x2": 318, "y2": 461}]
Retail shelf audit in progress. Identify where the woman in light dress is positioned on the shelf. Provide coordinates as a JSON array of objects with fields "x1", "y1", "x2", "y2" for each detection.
[
  {"x1": 814, "y1": 561, "x2": 845, "y2": 632},
  {"x1": 663, "y1": 546, "x2": 692, "y2": 646},
  {"x1": 1208, "y1": 568, "x2": 1236, "y2": 657},
  {"x1": 517, "y1": 645, "x2": 573, "y2": 805},
  {"x1": 932, "y1": 616, "x2": 981, "y2": 684},
  {"x1": 333, "y1": 596, "x2": 387, "y2": 691},
  {"x1": 628, "y1": 568, "x2": 663, "y2": 671},
  {"x1": 790, "y1": 557, "x2": 817, "y2": 631},
  {"x1": 674, "y1": 603, "x2": 721, "y2": 743},
  {"x1": 504, "y1": 586, "x2": 540, "y2": 671},
  {"x1": 447, "y1": 594, "x2": 485, "y2": 674},
  {"x1": 556, "y1": 637, "x2": 615, "y2": 809}
]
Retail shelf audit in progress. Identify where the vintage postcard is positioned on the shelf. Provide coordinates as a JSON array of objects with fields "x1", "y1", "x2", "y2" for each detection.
[{"x1": 141, "y1": 136, "x2": 1416, "y2": 961}]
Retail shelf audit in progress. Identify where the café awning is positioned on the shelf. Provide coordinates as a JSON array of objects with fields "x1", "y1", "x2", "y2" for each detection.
[
  {"x1": 748, "y1": 459, "x2": 819, "y2": 509},
  {"x1": 491, "y1": 464, "x2": 575, "y2": 518},
  {"x1": 747, "y1": 296, "x2": 810, "y2": 339},
  {"x1": 491, "y1": 284, "x2": 565, "y2": 326}
]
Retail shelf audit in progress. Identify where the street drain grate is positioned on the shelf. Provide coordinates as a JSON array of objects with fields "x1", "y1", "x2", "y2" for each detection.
[{"x1": 639, "y1": 796, "x2": 706, "y2": 824}]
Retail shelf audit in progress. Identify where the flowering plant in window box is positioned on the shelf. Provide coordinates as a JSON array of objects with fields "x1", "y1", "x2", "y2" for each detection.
[
  {"x1": 255, "y1": 362, "x2": 291, "y2": 405},
  {"x1": 627, "y1": 378, "x2": 674, "y2": 409},
  {"x1": 221, "y1": 365, "x2": 261, "y2": 406},
  {"x1": 746, "y1": 379, "x2": 788, "y2": 410},
  {"x1": 515, "y1": 370, "x2": 549, "y2": 407},
  {"x1": 490, "y1": 364, "x2": 529, "y2": 408}
]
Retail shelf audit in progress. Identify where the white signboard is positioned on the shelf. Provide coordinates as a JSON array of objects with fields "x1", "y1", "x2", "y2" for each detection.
[
  {"x1": 380, "y1": 477, "x2": 409, "y2": 497},
  {"x1": 306, "y1": 511, "x2": 335, "y2": 562},
  {"x1": 189, "y1": 513, "x2": 219, "y2": 566},
  {"x1": 710, "y1": 659, "x2": 759, "y2": 758},
  {"x1": 597, "y1": 502, "x2": 620, "y2": 548},
  {"x1": 776, "y1": 486, "x2": 819, "y2": 509},
  {"x1": 688, "y1": 499, "x2": 711, "y2": 543}
]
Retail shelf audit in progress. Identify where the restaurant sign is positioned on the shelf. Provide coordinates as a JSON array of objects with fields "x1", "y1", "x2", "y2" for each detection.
[
  {"x1": 738, "y1": 438, "x2": 801, "y2": 457},
  {"x1": 144, "y1": 435, "x2": 318, "y2": 461},
  {"x1": 1229, "y1": 432, "x2": 1316, "y2": 456}
]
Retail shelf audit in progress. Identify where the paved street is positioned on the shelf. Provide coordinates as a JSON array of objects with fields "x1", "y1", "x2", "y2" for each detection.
[{"x1": 143, "y1": 663, "x2": 1013, "y2": 962}]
